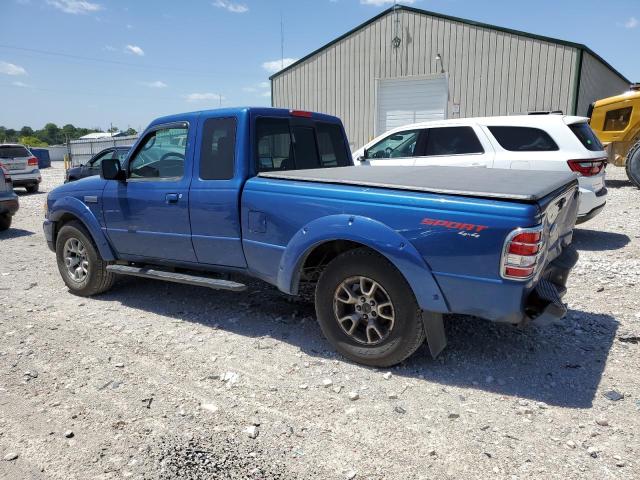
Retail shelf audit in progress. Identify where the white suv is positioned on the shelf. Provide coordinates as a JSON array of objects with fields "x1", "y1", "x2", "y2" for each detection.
[
  {"x1": 352, "y1": 115, "x2": 607, "y2": 223},
  {"x1": 0, "y1": 143, "x2": 42, "y2": 193}
]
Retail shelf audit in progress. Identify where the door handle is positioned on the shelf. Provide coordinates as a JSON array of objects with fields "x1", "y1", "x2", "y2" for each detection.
[{"x1": 165, "y1": 193, "x2": 181, "y2": 204}]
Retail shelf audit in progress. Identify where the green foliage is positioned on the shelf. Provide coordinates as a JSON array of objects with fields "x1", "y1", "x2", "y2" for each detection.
[
  {"x1": 0, "y1": 123, "x2": 102, "y2": 144},
  {"x1": 125, "y1": 127, "x2": 137, "y2": 136},
  {"x1": 19, "y1": 136, "x2": 48, "y2": 147}
]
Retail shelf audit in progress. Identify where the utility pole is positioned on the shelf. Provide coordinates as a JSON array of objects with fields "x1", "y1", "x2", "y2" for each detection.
[{"x1": 280, "y1": 11, "x2": 284, "y2": 70}]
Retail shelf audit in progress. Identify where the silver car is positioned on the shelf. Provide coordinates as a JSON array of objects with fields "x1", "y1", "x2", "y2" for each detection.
[
  {"x1": 0, "y1": 143, "x2": 41, "y2": 193},
  {"x1": 0, "y1": 162, "x2": 19, "y2": 231}
]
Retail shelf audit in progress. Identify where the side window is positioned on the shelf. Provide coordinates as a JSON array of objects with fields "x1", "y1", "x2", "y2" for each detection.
[
  {"x1": 424, "y1": 126, "x2": 484, "y2": 156},
  {"x1": 488, "y1": 126, "x2": 558, "y2": 152},
  {"x1": 89, "y1": 149, "x2": 114, "y2": 167},
  {"x1": 129, "y1": 126, "x2": 187, "y2": 179},
  {"x1": 603, "y1": 107, "x2": 632, "y2": 131},
  {"x1": 365, "y1": 130, "x2": 421, "y2": 159},
  {"x1": 114, "y1": 149, "x2": 129, "y2": 162},
  {"x1": 316, "y1": 123, "x2": 350, "y2": 167},
  {"x1": 200, "y1": 117, "x2": 236, "y2": 180},
  {"x1": 256, "y1": 118, "x2": 292, "y2": 172}
]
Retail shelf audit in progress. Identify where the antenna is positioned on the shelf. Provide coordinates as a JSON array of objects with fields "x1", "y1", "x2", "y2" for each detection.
[{"x1": 280, "y1": 11, "x2": 285, "y2": 70}]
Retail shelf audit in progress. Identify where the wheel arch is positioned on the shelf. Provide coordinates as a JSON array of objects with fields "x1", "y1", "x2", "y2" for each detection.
[
  {"x1": 277, "y1": 214, "x2": 449, "y2": 313},
  {"x1": 49, "y1": 196, "x2": 116, "y2": 261}
]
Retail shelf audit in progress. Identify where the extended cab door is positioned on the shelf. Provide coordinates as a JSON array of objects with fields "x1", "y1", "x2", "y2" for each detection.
[
  {"x1": 189, "y1": 115, "x2": 247, "y2": 268},
  {"x1": 413, "y1": 125, "x2": 493, "y2": 167},
  {"x1": 102, "y1": 122, "x2": 197, "y2": 262}
]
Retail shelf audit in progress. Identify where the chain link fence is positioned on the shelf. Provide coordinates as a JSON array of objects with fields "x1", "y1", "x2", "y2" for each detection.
[{"x1": 67, "y1": 135, "x2": 139, "y2": 167}]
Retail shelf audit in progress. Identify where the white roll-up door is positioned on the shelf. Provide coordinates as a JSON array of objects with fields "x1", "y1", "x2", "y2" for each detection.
[{"x1": 375, "y1": 74, "x2": 449, "y2": 136}]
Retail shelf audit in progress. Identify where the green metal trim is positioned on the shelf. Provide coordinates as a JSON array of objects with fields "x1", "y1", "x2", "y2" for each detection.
[
  {"x1": 571, "y1": 48, "x2": 584, "y2": 115},
  {"x1": 269, "y1": 5, "x2": 630, "y2": 85}
]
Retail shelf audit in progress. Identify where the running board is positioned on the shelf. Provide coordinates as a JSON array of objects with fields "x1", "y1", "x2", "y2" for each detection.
[{"x1": 106, "y1": 265, "x2": 247, "y2": 292}]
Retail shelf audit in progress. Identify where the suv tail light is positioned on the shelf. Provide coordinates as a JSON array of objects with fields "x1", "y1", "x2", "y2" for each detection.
[
  {"x1": 501, "y1": 226, "x2": 545, "y2": 280},
  {"x1": 27, "y1": 156, "x2": 39, "y2": 167},
  {"x1": 567, "y1": 158, "x2": 606, "y2": 176}
]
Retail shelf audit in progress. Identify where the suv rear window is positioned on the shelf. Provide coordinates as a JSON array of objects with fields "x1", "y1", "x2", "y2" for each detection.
[
  {"x1": 0, "y1": 146, "x2": 30, "y2": 158},
  {"x1": 255, "y1": 118, "x2": 350, "y2": 172},
  {"x1": 488, "y1": 126, "x2": 559, "y2": 151},
  {"x1": 568, "y1": 123, "x2": 603, "y2": 152}
]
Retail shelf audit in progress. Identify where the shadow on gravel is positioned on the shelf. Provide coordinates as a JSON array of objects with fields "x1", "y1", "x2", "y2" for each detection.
[
  {"x1": 572, "y1": 228, "x2": 630, "y2": 251},
  {"x1": 0, "y1": 228, "x2": 35, "y2": 239},
  {"x1": 604, "y1": 178, "x2": 634, "y2": 188},
  {"x1": 97, "y1": 277, "x2": 617, "y2": 410},
  {"x1": 14, "y1": 189, "x2": 46, "y2": 196}
]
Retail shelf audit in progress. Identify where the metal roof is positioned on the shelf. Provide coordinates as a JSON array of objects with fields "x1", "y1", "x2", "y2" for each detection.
[{"x1": 269, "y1": 5, "x2": 630, "y2": 84}]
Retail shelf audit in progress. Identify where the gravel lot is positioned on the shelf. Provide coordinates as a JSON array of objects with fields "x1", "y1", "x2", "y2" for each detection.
[{"x1": 1, "y1": 163, "x2": 638, "y2": 480}]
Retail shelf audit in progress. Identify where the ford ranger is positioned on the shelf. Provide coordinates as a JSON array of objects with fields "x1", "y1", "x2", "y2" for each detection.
[{"x1": 43, "y1": 108, "x2": 579, "y2": 367}]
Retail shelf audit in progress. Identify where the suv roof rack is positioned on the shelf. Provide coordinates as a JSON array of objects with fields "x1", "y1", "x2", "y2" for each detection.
[{"x1": 527, "y1": 110, "x2": 564, "y2": 115}]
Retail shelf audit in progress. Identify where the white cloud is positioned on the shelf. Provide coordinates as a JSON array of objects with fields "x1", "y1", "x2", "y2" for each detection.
[
  {"x1": 46, "y1": 0, "x2": 103, "y2": 14},
  {"x1": 12, "y1": 81, "x2": 30, "y2": 88},
  {"x1": 625, "y1": 17, "x2": 638, "y2": 29},
  {"x1": 213, "y1": 0, "x2": 248, "y2": 13},
  {"x1": 261, "y1": 91, "x2": 271, "y2": 98},
  {"x1": 360, "y1": 0, "x2": 415, "y2": 5},
  {"x1": 140, "y1": 80, "x2": 167, "y2": 88},
  {"x1": 125, "y1": 45, "x2": 144, "y2": 56},
  {"x1": 184, "y1": 92, "x2": 225, "y2": 103},
  {"x1": 0, "y1": 61, "x2": 27, "y2": 76},
  {"x1": 262, "y1": 58, "x2": 298, "y2": 73},
  {"x1": 103, "y1": 45, "x2": 116, "y2": 51}
]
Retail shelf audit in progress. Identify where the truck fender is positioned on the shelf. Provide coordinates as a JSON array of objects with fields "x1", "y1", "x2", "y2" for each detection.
[
  {"x1": 49, "y1": 196, "x2": 116, "y2": 261},
  {"x1": 277, "y1": 214, "x2": 449, "y2": 313}
]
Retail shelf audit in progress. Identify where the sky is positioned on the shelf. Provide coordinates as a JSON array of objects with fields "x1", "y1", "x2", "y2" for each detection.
[{"x1": 1, "y1": 0, "x2": 639, "y2": 132}]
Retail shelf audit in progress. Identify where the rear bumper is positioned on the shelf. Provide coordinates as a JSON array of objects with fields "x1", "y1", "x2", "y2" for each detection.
[
  {"x1": 576, "y1": 201, "x2": 606, "y2": 224},
  {"x1": 0, "y1": 194, "x2": 19, "y2": 215},
  {"x1": 10, "y1": 171, "x2": 41, "y2": 186},
  {"x1": 577, "y1": 185, "x2": 606, "y2": 218}
]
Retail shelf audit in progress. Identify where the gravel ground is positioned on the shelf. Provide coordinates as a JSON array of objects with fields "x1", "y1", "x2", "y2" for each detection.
[{"x1": 1, "y1": 163, "x2": 638, "y2": 480}]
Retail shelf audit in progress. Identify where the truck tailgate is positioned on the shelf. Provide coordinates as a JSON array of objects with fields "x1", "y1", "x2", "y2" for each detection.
[
  {"x1": 259, "y1": 166, "x2": 578, "y2": 201},
  {"x1": 538, "y1": 181, "x2": 580, "y2": 266}
]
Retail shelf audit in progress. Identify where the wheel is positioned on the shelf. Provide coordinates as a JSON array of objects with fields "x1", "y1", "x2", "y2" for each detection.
[
  {"x1": 25, "y1": 183, "x2": 39, "y2": 193},
  {"x1": 626, "y1": 140, "x2": 640, "y2": 188},
  {"x1": 55, "y1": 221, "x2": 115, "y2": 296},
  {"x1": 0, "y1": 214, "x2": 11, "y2": 231},
  {"x1": 315, "y1": 248, "x2": 425, "y2": 367}
]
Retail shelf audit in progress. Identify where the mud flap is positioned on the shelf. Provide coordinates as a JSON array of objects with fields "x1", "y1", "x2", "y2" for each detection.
[{"x1": 422, "y1": 311, "x2": 447, "y2": 358}]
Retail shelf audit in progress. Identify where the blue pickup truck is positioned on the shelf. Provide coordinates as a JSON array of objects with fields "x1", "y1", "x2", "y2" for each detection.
[{"x1": 44, "y1": 107, "x2": 580, "y2": 366}]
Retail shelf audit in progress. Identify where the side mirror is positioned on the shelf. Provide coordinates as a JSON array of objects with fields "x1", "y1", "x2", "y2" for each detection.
[
  {"x1": 357, "y1": 150, "x2": 368, "y2": 162},
  {"x1": 101, "y1": 158, "x2": 126, "y2": 181}
]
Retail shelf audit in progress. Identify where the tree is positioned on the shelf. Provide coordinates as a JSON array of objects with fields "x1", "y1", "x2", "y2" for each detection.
[
  {"x1": 19, "y1": 136, "x2": 48, "y2": 147},
  {"x1": 40, "y1": 123, "x2": 61, "y2": 145},
  {"x1": 20, "y1": 126, "x2": 34, "y2": 137},
  {"x1": 125, "y1": 127, "x2": 137, "y2": 136}
]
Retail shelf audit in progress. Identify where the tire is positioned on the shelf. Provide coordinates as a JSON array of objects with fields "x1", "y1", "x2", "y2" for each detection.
[
  {"x1": 0, "y1": 214, "x2": 11, "y2": 231},
  {"x1": 314, "y1": 247, "x2": 425, "y2": 367},
  {"x1": 626, "y1": 141, "x2": 640, "y2": 189},
  {"x1": 55, "y1": 221, "x2": 115, "y2": 296},
  {"x1": 25, "y1": 183, "x2": 39, "y2": 193}
]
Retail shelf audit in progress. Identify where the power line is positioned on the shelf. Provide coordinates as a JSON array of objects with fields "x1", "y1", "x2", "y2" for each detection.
[{"x1": 0, "y1": 44, "x2": 256, "y2": 78}]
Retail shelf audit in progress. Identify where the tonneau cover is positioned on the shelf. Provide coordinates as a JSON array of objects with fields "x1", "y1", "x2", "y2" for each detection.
[{"x1": 258, "y1": 166, "x2": 578, "y2": 202}]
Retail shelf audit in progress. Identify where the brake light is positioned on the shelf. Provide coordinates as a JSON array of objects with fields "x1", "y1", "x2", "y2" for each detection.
[
  {"x1": 27, "y1": 156, "x2": 38, "y2": 166},
  {"x1": 290, "y1": 110, "x2": 313, "y2": 118},
  {"x1": 567, "y1": 158, "x2": 606, "y2": 176},
  {"x1": 501, "y1": 225, "x2": 545, "y2": 280}
]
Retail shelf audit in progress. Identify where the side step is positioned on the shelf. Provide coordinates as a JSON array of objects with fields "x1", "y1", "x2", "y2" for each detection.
[{"x1": 106, "y1": 265, "x2": 247, "y2": 292}]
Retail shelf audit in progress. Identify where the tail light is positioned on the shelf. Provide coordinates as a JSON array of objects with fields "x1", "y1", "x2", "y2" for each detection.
[
  {"x1": 290, "y1": 110, "x2": 313, "y2": 118},
  {"x1": 501, "y1": 226, "x2": 544, "y2": 280},
  {"x1": 567, "y1": 158, "x2": 606, "y2": 176},
  {"x1": 27, "y1": 156, "x2": 38, "y2": 167}
]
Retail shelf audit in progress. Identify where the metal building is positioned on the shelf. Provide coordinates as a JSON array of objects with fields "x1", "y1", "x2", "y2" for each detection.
[{"x1": 270, "y1": 5, "x2": 630, "y2": 149}]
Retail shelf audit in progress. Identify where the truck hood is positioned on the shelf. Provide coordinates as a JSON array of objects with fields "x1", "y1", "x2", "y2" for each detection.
[{"x1": 50, "y1": 175, "x2": 108, "y2": 197}]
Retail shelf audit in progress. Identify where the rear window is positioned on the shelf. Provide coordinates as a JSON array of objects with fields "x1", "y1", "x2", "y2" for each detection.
[
  {"x1": 255, "y1": 118, "x2": 350, "y2": 172},
  {"x1": 424, "y1": 127, "x2": 484, "y2": 156},
  {"x1": 0, "y1": 146, "x2": 30, "y2": 158},
  {"x1": 488, "y1": 126, "x2": 559, "y2": 151},
  {"x1": 603, "y1": 107, "x2": 632, "y2": 131},
  {"x1": 568, "y1": 123, "x2": 603, "y2": 152}
]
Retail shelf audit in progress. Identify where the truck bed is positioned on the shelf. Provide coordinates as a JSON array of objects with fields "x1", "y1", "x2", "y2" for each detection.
[{"x1": 259, "y1": 166, "x2": 577, "y2": 202}]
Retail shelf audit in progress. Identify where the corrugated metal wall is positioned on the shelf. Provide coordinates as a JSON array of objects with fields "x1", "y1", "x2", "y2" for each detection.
[
  {"x1": 576, "y1": 52, "x2": 629, "y2": 116},
  {"x1": 272, "y1": 9, "x2": 580, "y2": 148}
]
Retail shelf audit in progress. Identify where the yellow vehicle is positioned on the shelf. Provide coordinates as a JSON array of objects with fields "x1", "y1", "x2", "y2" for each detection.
[{"x1": 588, "y1": 83, "x2": 640, "y2": 187}]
